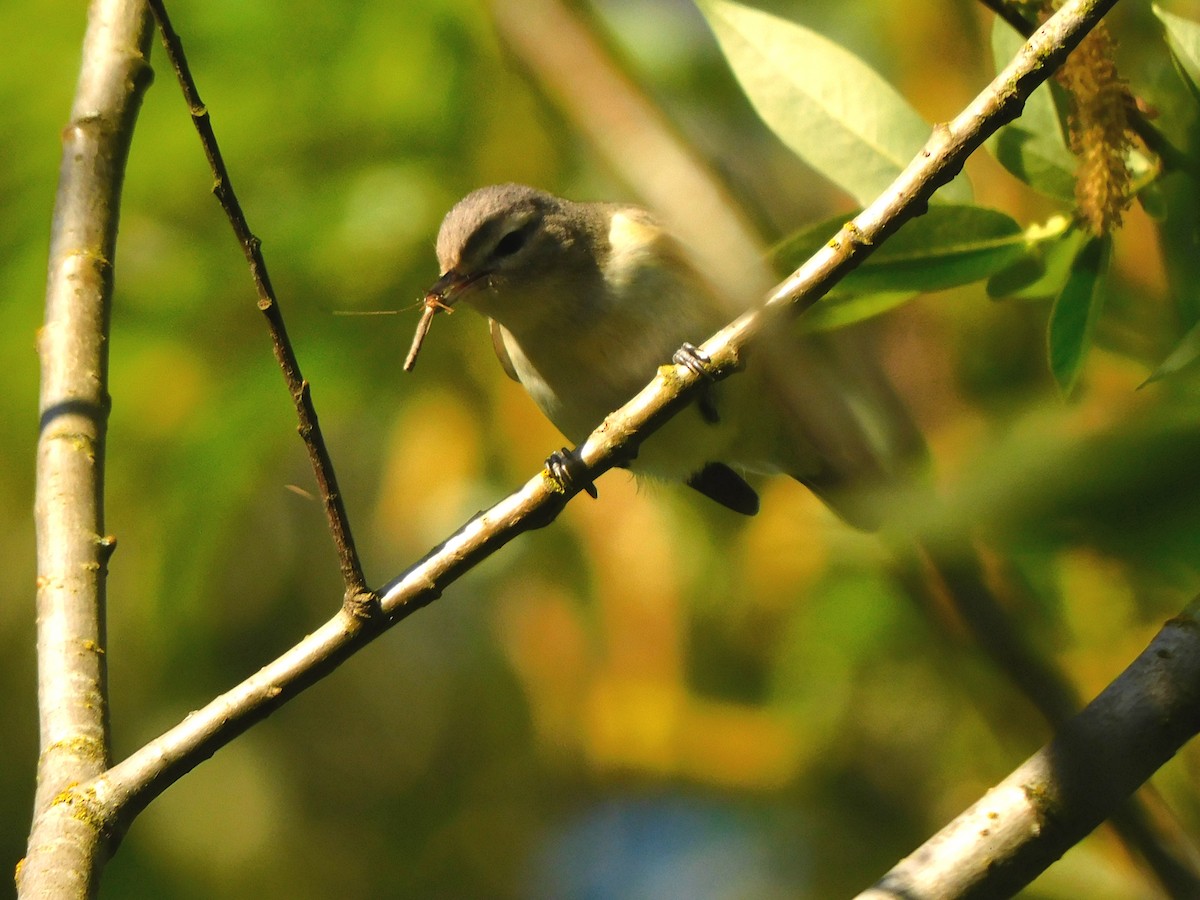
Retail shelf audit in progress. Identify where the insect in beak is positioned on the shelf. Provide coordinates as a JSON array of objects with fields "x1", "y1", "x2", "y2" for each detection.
[{"x1": 402, "y1": 290, "x2": 455, "y2": 372}]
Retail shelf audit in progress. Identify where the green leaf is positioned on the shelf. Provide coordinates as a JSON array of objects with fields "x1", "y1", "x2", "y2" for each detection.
[
  {"x1": 696, "y1": 0, "x2": 971, "y2": 206},
  {"x1": 1154, "y1": 4, "x2": 1200, "y2": 105},
  {"x1": 987, "y1": 220, "x2": 1083, "y2": 300},
  {"x1": 1047, "y1": 236, "x2": 1111, "y2": 395},
  {"x1": 988, "y1": 19, "x2": 1077, "y2": 200},
  {"x1": 774, "y1": 205, "x2": 1025, "y2": 295},
  {"x1": 800, "y1": 291, "x2": 917, "y2": 332},
  {"x1": 1134, "y1": 172, "x2": 1169, "y2": 221},
  {"x1": 1144, "y1": 318, "x2": 1200, "y2": 385}
]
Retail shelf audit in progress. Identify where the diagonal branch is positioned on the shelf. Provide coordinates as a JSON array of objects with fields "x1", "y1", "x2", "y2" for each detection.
[
  {"x1": 77, "y1": 0, "x2": 1127, "y2": 851},
  {"x1": 857, "y1": 597, "x2": 1200, "y2": 899},
  {"x1": 20, "y1": 1, "x2": 154, "y2": 897},
  {"x1": 901, "y1": 537, "x2": 1200, "y2": 895},
  {"x1": 145, "y1": 0, "x2": 372, "y2": 608}
]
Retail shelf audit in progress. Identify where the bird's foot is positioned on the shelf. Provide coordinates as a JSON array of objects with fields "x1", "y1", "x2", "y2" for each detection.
[
  {"x1": 545, "y1": 448, "x2": 599, "y2": 499},
  {"x1": 673, "y1": 342, "x2": 712, "y2": 379},
  {"x1": 673, "y1": 343, "x2": 720, "y2": 425}
]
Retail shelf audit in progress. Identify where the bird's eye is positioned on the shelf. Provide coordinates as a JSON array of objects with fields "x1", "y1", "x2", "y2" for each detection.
[{"x1": 494, "y1": 224, "x2": 532, "y2": 259}]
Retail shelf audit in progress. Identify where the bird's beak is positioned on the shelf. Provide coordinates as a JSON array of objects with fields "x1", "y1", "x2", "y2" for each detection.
[
  {"x1": 425, "y1": 268, "x2": 486, "y2": 308},
  {"x1": 406, "y1": 268, "x2": 487, "y2": 373}
]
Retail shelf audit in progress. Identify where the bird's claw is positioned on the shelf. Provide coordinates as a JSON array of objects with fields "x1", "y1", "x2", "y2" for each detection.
[
  {"x1": 546, "y1": 448, "x2": 598, "y2": 499},
  {"x1": 673, "y1": 342, "x2": 713, "y2": 380},
  {"x1": 674, "y1": 343, "x2": 720, "y2": 425}
]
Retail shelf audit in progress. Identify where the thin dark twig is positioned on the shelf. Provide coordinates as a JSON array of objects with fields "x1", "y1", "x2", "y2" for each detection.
[
  {"x1": 146, "y1": 0, "x2": 372, "y2": 608},
  {"x1": 978, "y1": 0, "x2": 1040, "y2": 37}
]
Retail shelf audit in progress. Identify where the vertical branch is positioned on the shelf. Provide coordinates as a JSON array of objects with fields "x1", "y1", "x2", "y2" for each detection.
[
  {"x1": 146, "y1": 0, "x2": 372, "y2": 609},
  {"x1": 20, "y1": 1, "x2": 154, "y2": 897}
]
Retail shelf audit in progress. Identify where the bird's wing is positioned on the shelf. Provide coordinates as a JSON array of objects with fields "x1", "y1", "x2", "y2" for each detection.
[{"x1": 489, "y1": 318, "x2": 521, "y2": 382}]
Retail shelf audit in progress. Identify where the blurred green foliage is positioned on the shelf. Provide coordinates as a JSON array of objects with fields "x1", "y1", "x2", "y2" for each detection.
[{"x1": 7, "y1": 1, "x2": 1200, "y2": 898}]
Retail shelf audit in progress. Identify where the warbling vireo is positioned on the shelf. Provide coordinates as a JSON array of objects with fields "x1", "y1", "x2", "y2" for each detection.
[{"x1": 413, "y1": 183, "x2": 920, "y2": 528}]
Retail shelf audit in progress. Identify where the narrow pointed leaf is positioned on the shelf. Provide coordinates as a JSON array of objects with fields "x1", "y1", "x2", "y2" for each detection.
[
  {"x1": 1144, "y1": 317, "x2": 1200, "y2": 384},
  {"x1": 800, "y1": 291, "x2": 918, "y2": 332},
  {"x1": 1047, "y1": 236, "x2": 1111, "y2": 395}
]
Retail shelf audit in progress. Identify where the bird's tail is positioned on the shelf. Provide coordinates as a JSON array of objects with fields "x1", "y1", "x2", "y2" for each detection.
[{"x1": 767, "y1": 325, "x2": 927, "y2": 530}]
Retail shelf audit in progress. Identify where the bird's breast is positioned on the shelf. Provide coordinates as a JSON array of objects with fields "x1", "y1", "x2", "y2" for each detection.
[{"x1": 496, "y1": 317, "x2": 673, "y2": 444}]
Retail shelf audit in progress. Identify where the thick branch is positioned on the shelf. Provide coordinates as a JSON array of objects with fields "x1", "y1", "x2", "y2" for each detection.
[
  {"x1": 20, "y1": 1, "x2": 154, "y2": 898},
  {"x1": 858, "y1": 599, "x2": 1200, "y2": 899},
  {"x1": 903, "y1": 538, "x2": 1200, "y2": 895}
]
